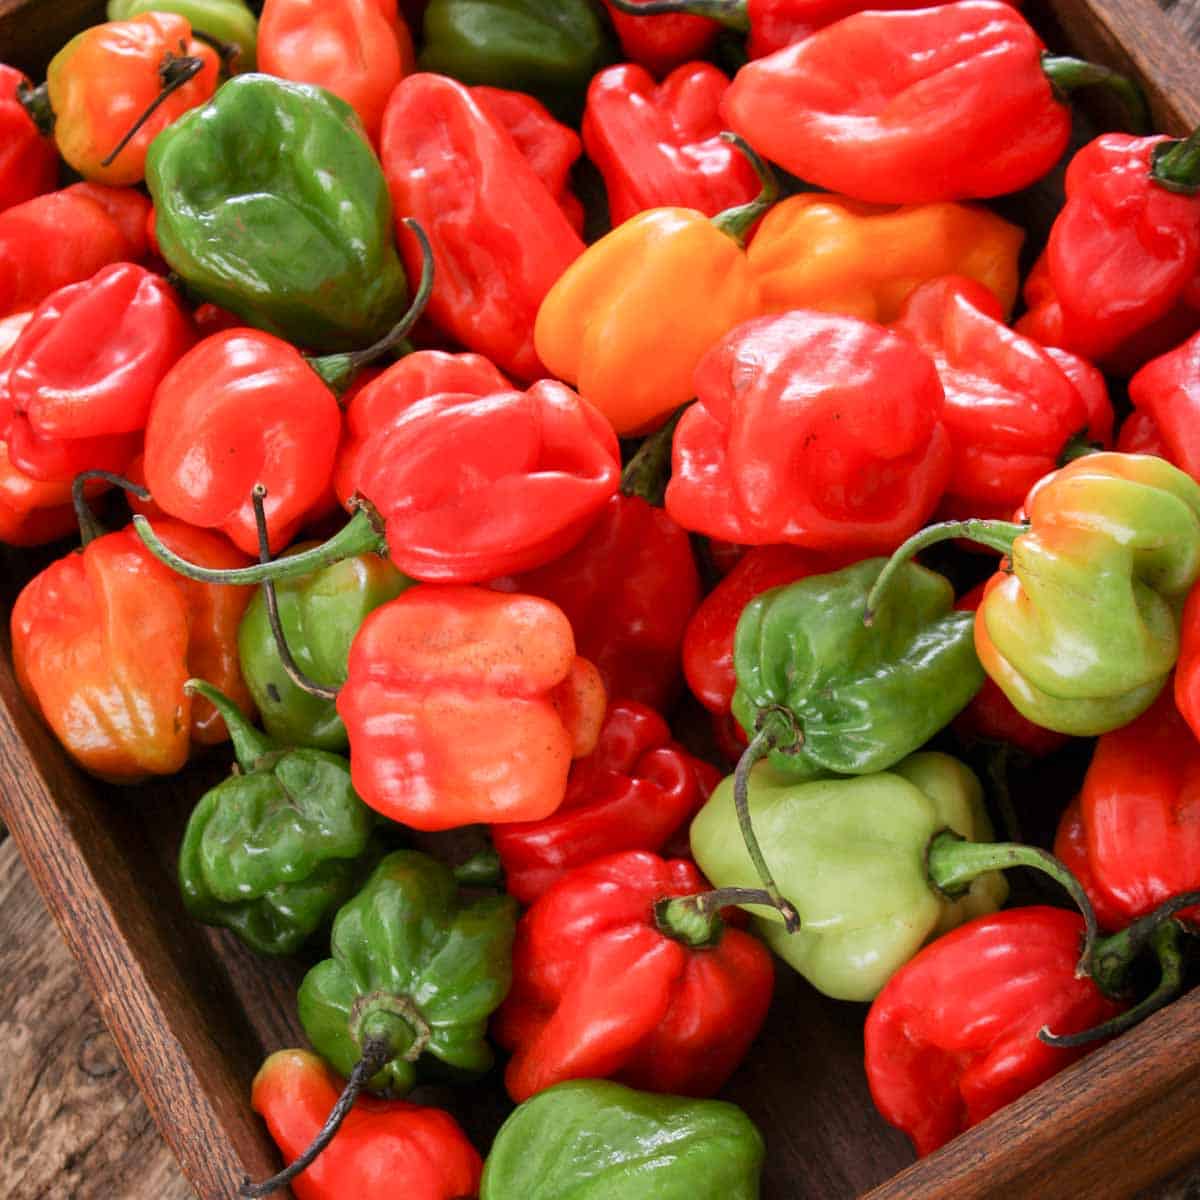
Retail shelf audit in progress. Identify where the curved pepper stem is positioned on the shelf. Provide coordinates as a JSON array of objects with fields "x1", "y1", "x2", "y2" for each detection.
[
  {"x1": 1040, "y1": 53, "x2": 1149, "y2": 135},
  {"x1": 655, "y1": 886, "x2": 788, "y2": 949},
  {"x1": 730, "y1": 718, "x2": 803, "y2": 933},
  {"x1": 710, "y1": 133, "x2": 779, "y2": 247},
  {"x1": 305, "y1": 219, "x2": 436, "y2": 396},
  {"x1": 184, "y1": 678, "x2": 275, "y2": 769},
  {"x1": 620, "y1": 406, "x2": 689, "y2": 506},
  {"x1": 862, "y1": 519, "x2": 1025, "y2": 625},
  {"x1": 71, "y1": 469, "x2": 151, "y2": 547},
  {"x1": 925, "y1": 830, "x2": 1101, "y2": 976},
  {"x1": 1152, "y1": 127, "x2": 1200, "y2": 195},
  {"x1": 605, "y1": 0, "x2": 750, "y2": 30},
  {"x1": 100, "y1": 51, "x2": 207, "y2": 168},
  {"x1": 16, "y1": 80, "x2": 55, "y2": 136}
]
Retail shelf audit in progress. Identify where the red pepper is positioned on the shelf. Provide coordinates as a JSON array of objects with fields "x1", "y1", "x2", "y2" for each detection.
[
  {"x1": 892, "y1": 275, "x2": 1113, "y2": 521},
  {"x1": 493, "y1": 850, "x2": 773, "y2": 1103},
  {"x1": 258, "y1": 0, "x2": 415, "y2": 143},
  {"x1": 582, "y1": 63, "x2": 758, "y2": 227},
  {"x1": 491, "y1": 701, "x2": 717, "y2": 902},
  {"x1": 1, "y1": 263, "x2": 195, "y2": 483},
  {"x1": 0, "y1": 441, "x2": 105, "y2": 547},
  {"x1": 0, "y1": 182, "x2": 150, "y2": 318},
  {"x1": 864, "y1": 907, "x2": 1125, "y2": 1156},
  {"x1": 665, "y1": 310, "x2": 951, "y2": 552},
  {"x1": 0, "y1": 65, "x2": 57, "y2": 213},
  {"x1": 380, "y1": 73, "x2": 585, "y2": 382},
  {"x1": 1178, "y1": 584, "x2": 1200, "y2": 741},
  {"x1": 251, "y1": 1049, "x2": 483, "y2": 1200},
  {"x1": 337, "y1": 585, "x2": 605, "y2": 829},
  {"x1": 600, "y1": 2, "x2": 721, "y2": 76}
]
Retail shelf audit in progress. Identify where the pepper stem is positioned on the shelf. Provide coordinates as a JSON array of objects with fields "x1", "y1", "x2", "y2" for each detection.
[
  {"x1": 184, "y1": 679, "x2": 274, "y2": 769},
  {"x1": 655, "y1": 886, "x2": 786, "y2": 949},
  {"x1": 133, "y1": 499, "x2": 388, "y2": 586},
  {"x1": 251, "y1": 485, "x2": 340, "y2": 702},
  {"x1": 925, "y1": 830, "x2": 1100, "y2": 976},
  {"x1": 710, "y1": 133, "x2": 779, "y2": 246},
  {"x1": 604, "y1": 0, "x2": 750, "y2": 31},
  {"x1": 620, "y1": 406, "x2": 689, "y2": 505},
  {"x1": 100, "y1": 50, "x2": 206, "y2": 168},
  {"x1": 1152, "y1": 127, "x2": 1200, "y2": 195},
  {"x1": 1087, "y1": 886, "x2": 1200, "y2": 996},
  {"x1": 305, "y1": 220, "x2": 436, "y2": 396},
  {"x1": 731, "y1": 719, "x2": 803, "y2": 932},
  {"x1": 16, "y1": 80, "x2": 54, "y2": 136},
  {"x1": 72, "y1": 470, "x2": 149, "y2": 547},
  {"x1": 1040, "y1": 53, "x2": 1149, "y2": 135},
  {"x1": 1058, "y1": 431, "x2": 1102, "y2": 465},
  {"x1": 862, "y1": 520, "x2": 1025, "y2": 626}
]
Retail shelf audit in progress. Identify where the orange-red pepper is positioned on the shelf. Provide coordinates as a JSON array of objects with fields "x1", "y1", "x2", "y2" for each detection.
[{"x1": 0, "y1": 65, "x2": 57, "y2": 213}]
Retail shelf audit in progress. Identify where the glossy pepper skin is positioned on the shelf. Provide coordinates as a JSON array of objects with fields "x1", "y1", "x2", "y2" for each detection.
[
  {"x1": 298, "y1": 850, "x2": 518, "y2": 1094},
  {"x1": 0, "y1": 66, "x2": 57, "y2": 212},
  {"x1": 11, "y1": 521, "x2": 253, "y2": 779},
  {"x1": 337, "y1": 586, "x2": 606, "y2": 830},
  {"x1": 239, "y1": 550, "x2": 410, "y2": 751},
  {"x1": 601, "y1": 1, "x2": 720, "y2": 76},
  {"x1": 143, "y1": 328, "x2": 343, "y2": 555},
  {"x1": 495, "y1": 851, "x2": 773, "y2": 1102},
  {"x1": 691, "y1": 753, "x2": 1008, "y2": 1000},
  {"x1": 380, "y1": 73, "x2": 585, "y2": 382},
  {"x1": 748, "y1": 193, "x2": 1024, "y2": 324},
  {"x1": 722, "y1": 2, "x2": 1070, "y2": 205},
  {"x1": 0, "y1": 183, "x2": 150, "y2": 318},
  {"x1": 865, "y1": 907, "x2": 1123, "y2": 1156},
  {"x1": 491, "y1": 701, "x2": 718, "y2": 902},
  {"x1": 252, "y1": 1049, "x2": 483, "y2": 1200},
  {"x1": 258, "y1": 0, "x2": 415, "y2": 143},
  {"x1": 480, "y1": 1079, "x2": 765, "y2": 1199},
  {"x1": 665, "y1": 311, "x2": 951, "y2": 550},
  {"x1": 1, "y1": 264, "x2": 195, "y2": 483},
  {"x1": 107, "y1": 0, "x2": 259, "y2": 69},
  {"x1": 582, "y1": 63, "x2": 759, "y2": 226},
  {"x1": 148, "y1": 74, "x2": 411, "y2": 353},
  {"x1": 0, "y1": 441, "x2": 94, "y2": 546},
  {"x1": 47, "y1": 13, "x2": 220, "y2": 186},
  {"x1": 1117, "y1": 329, "x2": 1200, "y2": 484},
  {"x1": 732, "y1": 559, "x2": 983, "y2": 780},
  {"x1": 178, "y1": 682, "x2": 376, "y2": 955}
]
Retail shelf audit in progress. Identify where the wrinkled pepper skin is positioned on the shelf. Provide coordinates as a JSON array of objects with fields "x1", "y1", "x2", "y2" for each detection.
[
  {"x1": 865, "y1": 907, "x2": 1123, "y2": 1156},
  {"x1": 0, "y1": 65, "x2": 57, "y2": 213},
  {"x1": 480, "y1": 1080, "x2": 765, "y2": 1200},
  {"x1": 178, "y1": 683, "x2": 376, "y2": 955},
  {"x1": 239, "y1": 550, "x2": 411, "y2": 750},
  {"x1": 0, "y1": 183, "x2": 150, "y2": 318},
  {"x1": 148, "y1": 74, "x2": 411, "y2": 353},
  {"x1": 748, "y1": 193, "x2": 1024, "y2": 323},
  {"x1": 252, "y1": 1049, "x2": 483, "y2": 1200},
  {"x1": 582, "y1": 63, "x2": 759, "y2": 226},
  {"x1": 259, "y1": 0, "x2": 414, "y2": 142},
  {"x1": 11, "y1": 522, "x2": 254, "y2": 779},
  {"x1": 976, "y1": 453, "x2": 1200, "y2": 736},
  {"x1": 1118, "y1": 329, "x2": 1200, "y2": 484},
  {"x1": 491, "y1": 701, "x2": 718, "y2": 902},
  {"x1": 732, "y1": 559, "x2": 983, "y2": 780},
  {"x1": 665, "y1": 311, "x2": 951, "y2": 550},
  {"x1": 108, "y1": 0, "x2": 259, "y2": 69},
  {"x1": 690, "y1": 753, "x2": 1007, "y2": 1000},
  {"x1": 337, "y1": 586, "x2": 605, "y2": 829},
  {"x1": 494, "y1": 851, "x2": 773, "y2": 1102},
  {"x1": 601, "y1": 1, "x2": 720, "y2": 76},
  {"x1": 1054, "y1": 691, "x2": 1200, "y2": 931},
  {"x1": 47, "y1": 13, "x2": 220, "y2": 186},
  {"x1": 0, "y1": 440, "x2": 94, "y2": 546},
  {"x1": 380, "y1": 73, "x2": 585, "y2": 382},
  {"x1": 298, "y1": 850, "x2": 518, "y2": 1094},
  {"x1": 722, "y1": 2, "x2": 1070, "y2": 204}
]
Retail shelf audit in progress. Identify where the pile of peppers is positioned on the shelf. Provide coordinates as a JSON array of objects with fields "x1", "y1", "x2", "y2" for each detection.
[{"x1": 8, "y1": 0, "x2": 1200, "y2": 1194}]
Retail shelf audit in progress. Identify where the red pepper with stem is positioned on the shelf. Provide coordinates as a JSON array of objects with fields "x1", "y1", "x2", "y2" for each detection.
[
  {"x1": 600, "y1": 1, "x2": 721, "y2": 76},
  {"x1": 491, "y1": 700, "x2": 720, "y2": 903},
  {"x1": 493, "y1": 850, "x2": 774, "y2": 1103},
  {"x1": 582, "y1": 62, "x2": 759, "y2": 226},
  {"x1": 1115, "y1": 328, "x2": 1200, "y2": 483},
  {"x1": 719, "y1": 1, "x2": 1146, "y2": 205},
  {"x1": 0, "y1": 65, "x2": 57, "y2": 213}
]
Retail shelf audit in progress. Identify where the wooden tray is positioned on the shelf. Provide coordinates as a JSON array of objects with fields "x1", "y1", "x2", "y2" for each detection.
[{"x1": 4, "y1": 2, "x2": 1200, "y2": 1197}]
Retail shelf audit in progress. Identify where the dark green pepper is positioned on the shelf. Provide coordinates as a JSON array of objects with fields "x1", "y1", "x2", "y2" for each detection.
[
  {"x1": 107, "y1": 0, "x2": 259, "y2": 69},
  {"x1": 177, "y1": 680, "x2": 375, "y2": 956},
  {"x1": 480, "y1": 1080, "x2": 765, "y2": 1199},
  {"x1": 421, "y1": 0, "x2": 614, "y2": 119},
  {"x1": 238, "y1": 549, "x2": 410, "y2": 750},
  {"x1": 146, "y1": 74, "x2": 411, "y2": 352}
]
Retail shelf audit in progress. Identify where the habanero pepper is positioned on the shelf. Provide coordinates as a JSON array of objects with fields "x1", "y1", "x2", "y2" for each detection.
[
  {"x1": 107, "y1": 0, "x2": 260, "y2": 70},
  {"x1": 0, "y1": 441, "x2": 100, "y2": 547},
  {"x1": 600, "y1": 0, "x2": 721, "y2": 77},
  {"x1": 1115, "y1": 328, "x2": 1200, "y2": 484},
  {"x1": 0, "y1": 66, "x2": 57, "y2": 213}
]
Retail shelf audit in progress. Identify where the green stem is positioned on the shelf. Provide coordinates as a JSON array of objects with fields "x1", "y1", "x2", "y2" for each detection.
[
  {"x1": 620, "y1": 406, "x2": 689, "y2": 506},
  {"x1": 16, "y1": 80, "x2": 54, "y2": 136},
  {"x1": 305, "y1": 219, "x2": 435, "y2": 395},
  {"x1": 655, "y1": 886, "x2": 786, "y2": 949},
  {"x1": 1086, "y1": 886, "x2": 1200, "y2": 996},
  {"x1": 1058, "y1": 432, "x2": 1102, "y2": 465},
  {"x1": 604, "y1": 0, "x2": 750, "y2": 31},
  {"x1": 863, "y1": 520, "x2": 1025, "y2": 626},
  {"x1": 926, "y1": 831, "x2": 1100, "y2": 976},
  {"x1": 1041, "y1": 53, "x2": 1149, "y2": 135},
  {"x1": 1152, "y1": 127, "x2": 1200, "y2": 195},
  {"x1": 710, "y1": 133, "x2": 779, "y2": 246},
  {"x1": 72, "y1": 469, "x2": 150, "y2": 547},
  {"x1": 184, "y1": 679, "x2": 274, "y2": 770},
  {"x1": 100, "y1": 52, "x2": 206, "y2": 168}
]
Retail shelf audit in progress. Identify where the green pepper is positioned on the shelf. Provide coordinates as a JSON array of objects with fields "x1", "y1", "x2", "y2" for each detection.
[
  {"x1": 177, "y1": 681, "x2": 375, "y2": 957},
  {"x1": 480, "y1": 1080, "x2": 765, "y2": 1200},
  {"x1": 238, "y1": 549, "x2": 410, "y2": 750},
  {"x1": 688, "y1": 751, "x2": 1106, "y2": 1001},
  {"x1": 146, "y1": 74, "x2": 411, "y2": 353},
  {"x1": 107, "y1": 0, "x2": 259, "y2": 69},
  {"x1": 420, "y1": 0, "x2": 614, "y2": 119},
  {"x1": 298, "y1": 849, "x2": 517, "y2": 1095}
]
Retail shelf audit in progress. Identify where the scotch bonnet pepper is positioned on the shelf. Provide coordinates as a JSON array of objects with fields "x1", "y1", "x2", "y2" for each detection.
[
  {"x1": 1117, "y1": 328, "x2": 1200, "y2": 483},
  {"x1": 107, "y1": 0, "x2": 260, "y2": 70},
  {"x1": 600, "y1": 0, "x2": 720, "y2": 76},
  {"x1": 0, "y1": 65, "x2": 57, "y2": 213}
]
